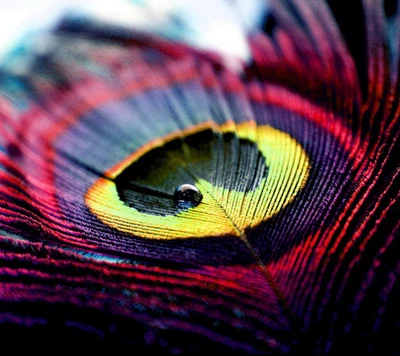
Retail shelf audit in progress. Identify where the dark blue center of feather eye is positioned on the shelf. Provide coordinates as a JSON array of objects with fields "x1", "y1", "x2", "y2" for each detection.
[
  {"x1": 173, "y1": 184, "x2": 203, "y2": 209},
  {"x1": 115, "y1": 129, "x2": 267, "y2": 216}
]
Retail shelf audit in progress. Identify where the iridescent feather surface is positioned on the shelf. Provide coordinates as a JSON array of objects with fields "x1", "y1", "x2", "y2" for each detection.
[{"x1": 0, "y1": 0, "x2": 399, "y2": 352}]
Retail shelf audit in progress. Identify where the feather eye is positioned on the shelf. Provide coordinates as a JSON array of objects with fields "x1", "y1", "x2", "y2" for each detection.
[
  {"x1": 85, "y1": 120, "x2": 310, "y2": 240},
  {"x1": 0, "y1": 0, "x2": 399, "y2": 352}
]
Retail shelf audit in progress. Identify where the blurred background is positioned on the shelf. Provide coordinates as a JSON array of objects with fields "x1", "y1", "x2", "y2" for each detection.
[{"x1": 0, "y1": 0, "x2": 268, "y2": 64}]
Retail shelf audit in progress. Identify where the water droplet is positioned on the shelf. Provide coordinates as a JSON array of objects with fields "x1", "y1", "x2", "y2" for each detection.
[{"x1": 173, "y1": 184, "x2": 203, "y2": 208}]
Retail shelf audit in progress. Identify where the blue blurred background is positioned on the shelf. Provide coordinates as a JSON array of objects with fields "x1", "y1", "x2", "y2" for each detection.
[{"x1": 0, "y1": 0, "x2": 268, "y2": 63}]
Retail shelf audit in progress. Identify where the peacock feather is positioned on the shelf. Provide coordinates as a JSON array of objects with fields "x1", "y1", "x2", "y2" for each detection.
[{"x1": 0, "y1": 0, "x2": 399, "y2": 352}]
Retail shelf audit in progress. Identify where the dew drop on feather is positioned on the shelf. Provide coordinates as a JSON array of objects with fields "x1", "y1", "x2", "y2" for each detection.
[{"x1": 173, "y1": 184, "x2": 203, "y2": 208}]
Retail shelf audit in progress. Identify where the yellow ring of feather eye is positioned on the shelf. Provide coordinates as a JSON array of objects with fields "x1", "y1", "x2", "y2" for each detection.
[{"x1": 85, "y1": 120, "x2": 310, "y2": 240}]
